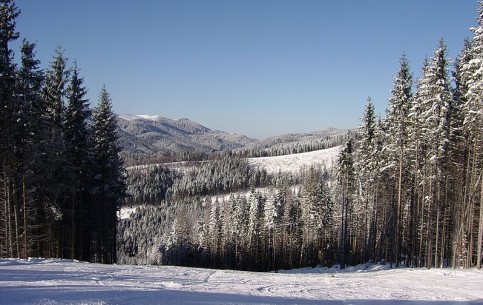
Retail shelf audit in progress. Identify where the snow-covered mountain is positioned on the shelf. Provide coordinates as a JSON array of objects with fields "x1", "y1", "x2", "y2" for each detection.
[
  {"x1": 118, "y1": 114, "x2": 347, "y2": 156},
  {"x1": 244, "y1": 128, "x2": 347, "y2": 151},
  {"x1": 117, "y1": 114, "x2": 257, "y2": 154}
]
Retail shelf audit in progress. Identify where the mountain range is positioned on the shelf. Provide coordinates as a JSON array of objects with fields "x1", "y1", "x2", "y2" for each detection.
[
  {"x1": 117, "y1": 114, "x2": 347, "y2": 155},
  {"x1": 117, "y1": 114, "x2": 257, "y2": 155}
]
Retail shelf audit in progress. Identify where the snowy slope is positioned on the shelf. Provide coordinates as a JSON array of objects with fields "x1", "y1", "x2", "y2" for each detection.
[
  {"x1": 1, "y1": 259, "x2": 482, "y2": 305},
  {"x1": 117, "y1": 114, "x2": 257, "y2": 154},
  {"x1": 247, "y1": 145, "x2": 342, "y2": 174}
]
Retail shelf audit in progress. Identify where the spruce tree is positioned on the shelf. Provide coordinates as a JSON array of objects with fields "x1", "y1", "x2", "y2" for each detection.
[
  {"x1": 461, "y1": 2, "x2": 483, "y2": 270},
  {"x1": 337, "y1": 137, "x2": 355, "y2": 269},
  {"x1": 16, "y1": 39, "x2": 45, "y2": 258},
  {"x1": 416, "y1": 40, "x2": 453, "y2": 268},
  {"x1": 451, "y1": 39, "x2": 474, "y2": 268},
  {"x1": 385, "y1": 54, "x2": 413, "y2": 267},
  {"x1": 0, "y1": 0, "x2": 20, "y2": 258},
  {"x1": 63, "y1": 62, "x2": 92, "y2": 260},
  {"x1": 355, "y1": 98, "x2": 378, "y2": 263},
  {"x1": 91, "y1": 86, "x2": 126, "y2": 263},
  {"x1": 41, "y1": 48, "x2": 71, "y2": 258}
]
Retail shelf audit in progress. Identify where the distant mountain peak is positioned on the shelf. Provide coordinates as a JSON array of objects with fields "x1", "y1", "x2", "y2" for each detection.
[
  {"x1": 118, "y1": 114, "x2": 161, "y2": 121},
  {"x1": 117, "y1": 114, "x2": 256, "y2": 155},
  {"x1": 117, "y1": 113, "x2": 347, "y2": 157}
]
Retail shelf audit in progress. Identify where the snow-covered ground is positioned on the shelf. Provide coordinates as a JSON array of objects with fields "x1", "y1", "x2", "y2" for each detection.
[
  {"x1": 1, "y1": 258, "x2": 482, "y2": 305},
  {"x1": 247, "y1": 146, "x2": 341, "y2": 174}
]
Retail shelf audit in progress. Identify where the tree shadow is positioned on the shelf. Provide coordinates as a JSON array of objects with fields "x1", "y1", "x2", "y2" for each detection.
[{"x1": 1, "y1": 285, "x2": 482, "y2": 305}]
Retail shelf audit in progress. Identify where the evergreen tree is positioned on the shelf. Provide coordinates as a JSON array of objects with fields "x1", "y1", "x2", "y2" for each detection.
[
  {"x1": 355, "y1": 98, "x2": 378, "y2": 263},
  {"x1": 0, "y1": 0, "x2": 20, "y2": 258},
  {"x1": 415, "y1": 40, "x2": 453, "y2": 268},
  {"x1": 15, "y1": 39, "x2": 45, "y2": 258},
  {"x1": 63, "y1": 62, "x2": 92, "y2": 260},
  {"x1": 208, "y1": 198, "x2": 223, "y2": 266},
  {"x1": 461, "y1": 2, "x2": 483, "y2": 269},
  {"x1": 91, "y1": 86, "x2": 126, "y2": 263},
  {"x1": 385, "y1": 54, "x2": 413, "y2": 267},
  {"x1": 247, "y1": 190, "x2": 264, "y2": 270},
  {"x1": 43, "y1": 47, "x2": 69, "y2": 126},
  {"x1": 451, "y1": 39, "x2": 474, "y2": 268},
  {"x1": 337, "y1": 138, "x2": 355, "y2": 269},
  {"x1": 41, "y1": 48, "x2": 71, "y2": 258}
]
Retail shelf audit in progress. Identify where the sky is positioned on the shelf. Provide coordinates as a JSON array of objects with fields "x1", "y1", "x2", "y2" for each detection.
[{"x1": 14, "y1": 1, "x2": 479, "y2": 139}]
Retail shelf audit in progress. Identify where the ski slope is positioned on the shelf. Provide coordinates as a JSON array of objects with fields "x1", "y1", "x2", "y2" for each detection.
[
  {"x1": 1, "y1": 258, "x2": 482, "y2": 305},
  {"x1": 247, "y1": 146, "x2": 341, "y2": 174}
]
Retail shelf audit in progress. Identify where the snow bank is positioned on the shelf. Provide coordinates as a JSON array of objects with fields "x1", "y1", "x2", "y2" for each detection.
[{"x1": 1, "y1": 259, "x2": 482, "y2": 305}]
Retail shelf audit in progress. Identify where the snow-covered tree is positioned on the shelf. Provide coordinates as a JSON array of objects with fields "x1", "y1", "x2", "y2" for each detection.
[
  {"x1": 385, "y1": 54, "x2": 413, "y2": 267},
  {"x1": 460, "y1": 2, "x2": 483, "y2": 270},
  {"x1": 337, "y1": 138, "x2": 355, "y2": 269},
  {"x1": 414, "y1": 40, "x2": 453, "y2": 268}
]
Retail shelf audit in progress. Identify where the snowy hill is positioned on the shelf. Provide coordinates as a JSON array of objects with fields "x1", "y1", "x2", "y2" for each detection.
[
  {"x1": 242, "y1": 127, "x2": 347, "y2": 153},
  {"x1": 117, "y1": 114, "x2": 347, "y2": 157},
  {"x1": 2, "y1": 258, "x2": 482, "y2": 305},
  {"x1": 117, "y1": 114, "x2": 257, "y2": 154},
  {"x1": 247, "y1": 145, "x2": 342, "y2": 174}
]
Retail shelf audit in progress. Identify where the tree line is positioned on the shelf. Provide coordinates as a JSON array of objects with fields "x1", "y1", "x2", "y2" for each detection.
[{"x1": 0, "y1": 0, "x2": 125, "y2": 263}]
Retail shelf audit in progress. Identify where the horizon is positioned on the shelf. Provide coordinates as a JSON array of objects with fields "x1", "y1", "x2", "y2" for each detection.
[
  {"x1": 117, "y1": 112, "x2": 349, "y2": 140},
  {"x1": 15, "y1": 0, "x2": 478, "y2": 138}
]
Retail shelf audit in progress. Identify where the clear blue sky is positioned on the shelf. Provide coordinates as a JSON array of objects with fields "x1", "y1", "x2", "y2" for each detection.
[{"x1": 14, "y1": 0, "x2": 478, "y2": 139}]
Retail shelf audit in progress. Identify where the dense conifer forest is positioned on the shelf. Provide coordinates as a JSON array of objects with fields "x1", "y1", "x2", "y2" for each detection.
[{"x1": 0, "y1": 0, "x2": 126, "y2": 264}]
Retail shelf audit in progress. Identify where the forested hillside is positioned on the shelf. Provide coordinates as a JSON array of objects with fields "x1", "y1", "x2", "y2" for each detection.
[
  {"x1": 119, "y1": 163, "x2": 335, "y2": 270},
  {"x1": 0, "y1": 0, "x2": 125, "y2": 263},
  {"x1": 118, "y1": 3, "x2": 483, "y2": 271},
  {"x1": 118, "y1": 114, "x2": 257, "y2": 158}
]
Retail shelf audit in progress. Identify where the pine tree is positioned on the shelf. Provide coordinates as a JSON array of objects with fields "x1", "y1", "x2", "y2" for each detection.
[
  {"x1": 264, "y1": 192, "x2": 278, "y2": 271},
  {"x1": 91, "y1": 86, "x2": 126, "y2": 263},
  {"x1": 385, "y1": 54, "x2": 413, "y2": 267},
  {"x1": 337, "y1": 137, "x2": 355, "y2": 269},
  {"x1": 247, "y1": 190, "x2": 264, "y2": 270},
  {"x1": 63, "y1": 62, "x2": 92, "y2": 260},
  {"x1": 231, "y1": 194, "x2": 249, "y2": 269},
  {"x1": 43, "y1": 47, "x2": 69, "y2": 126},
  {"x1": 461, "y1": 2, "x2": 483, "y2": 270},
  {"x1": 40, "y1": 48, "x2": 71, "y2": 258},
  {"x1": 451, "y1": 39, "x2": 474, "y2": 268},
  {"x1": 415, "y1": 40, "x2": 453, "y2": 268},
  {"x1": 0, "y1": 0, "x2": 20, "y2": 258},
  {"x1": 15, "y1": 39, "x2": 45, "y2": 258},
  {"x1": 208, "y1": 198, "x2": 223, "y2": 266},
  {"x1": 355, "y1": 98, "x2": 378, "y2": 264}
]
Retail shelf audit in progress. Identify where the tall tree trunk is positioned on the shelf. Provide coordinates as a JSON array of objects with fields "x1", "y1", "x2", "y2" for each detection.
[
  {"x1": 71, "y1": 174, "x2": 76, "y2": 259},
  {"x1": 395, "y1": 147, "x2": 404, "y2": 267},
  {"x1": 22, "y1": 173, "x2": 28, "y2": 259},
  {"x1": 477, "y1": 173, "x2": 483, "y2": 269}
]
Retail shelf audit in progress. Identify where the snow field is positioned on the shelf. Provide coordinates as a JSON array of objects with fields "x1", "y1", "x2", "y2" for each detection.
[
  {"x1": 1, "y1": 259, "x2": 483, "y2": 305},
  {"x1": 247, "y1": 146, "x2": 342, "y2": 175}
]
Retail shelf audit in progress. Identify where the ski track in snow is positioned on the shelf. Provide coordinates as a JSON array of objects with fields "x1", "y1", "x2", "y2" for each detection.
[{"x1": 1, "y1": 259, "x2": 483, "y2": 305}]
